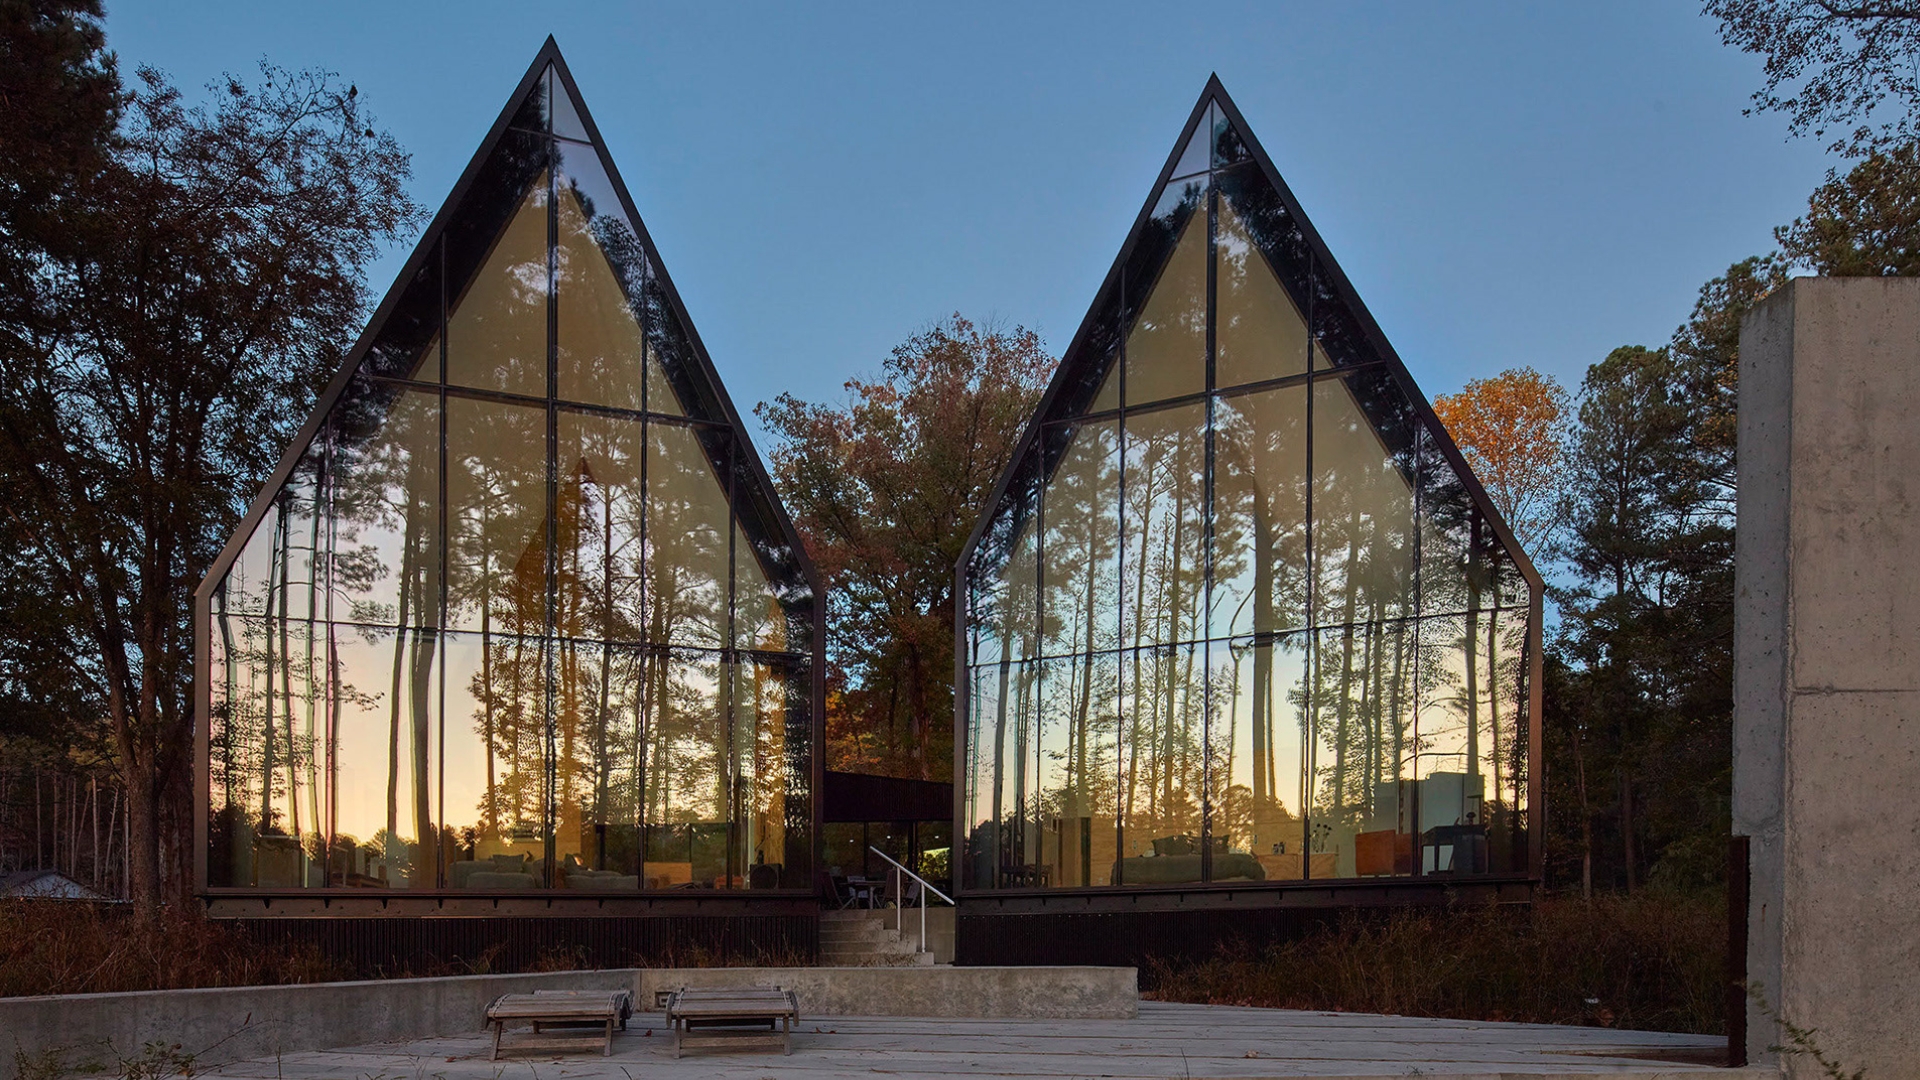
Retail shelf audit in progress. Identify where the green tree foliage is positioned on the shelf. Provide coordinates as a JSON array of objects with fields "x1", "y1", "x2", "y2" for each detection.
[
  {"x1": 757, "y1": 316, "x2": 1052, "y2": 780},
  {"x1": 1706, "y1": 0, "x2": 1920, "y2": 156},
  {"x1": 1776, "y1": 141, "x2": 1920, "y2": 274},
  {"x1": 0, "y1": 15, "x2": 420, "y2": 911},
  {"x1": 1669, "y1": 255, "x2": 1787, "y2": 509},
  {"x1": 1545, "y1": 254, "x2": 1786, "y2": 897}
]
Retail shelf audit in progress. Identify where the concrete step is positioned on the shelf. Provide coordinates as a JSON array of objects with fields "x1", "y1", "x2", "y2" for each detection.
[
  {"x1": 817, "y1": 950, "x2": 938, "y2": 967},
  {"x1": 822, "y1": 940, "x2": 918, "y2": 955},
  {"x1": 821, "y1": 941, "x2": 919, "y2": 956},
  {"x1": 817, "y1": 922, "x2": 890, "y2": 937},
  {"x1": 814, "y1": 926, "x2": 894, "y2": 941}
]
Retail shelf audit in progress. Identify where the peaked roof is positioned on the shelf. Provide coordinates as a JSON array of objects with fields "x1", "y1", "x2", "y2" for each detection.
[
  {"x1": 0, "y1": 869, "x2": 109, "y2": 900},
  {"x1": 957, "y1": 75, "x2": 1543, "y2": 593},
  {"x1": 195, "y1": 38, "x2": 821, "y2": 608}
]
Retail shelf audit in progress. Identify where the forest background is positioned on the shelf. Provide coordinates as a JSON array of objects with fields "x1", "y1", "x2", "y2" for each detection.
[{"x1": 3, "y1": 0, "x2": 1920, "y2": 917}]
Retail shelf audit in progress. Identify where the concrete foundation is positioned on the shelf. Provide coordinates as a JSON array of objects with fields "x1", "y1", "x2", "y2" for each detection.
[
  {"x1": 0, "y1": 964, "x2": 1135, "y2": 1077},
  {"x1": 1735, "y1": 276, "x2": 1920, "y2": 1074},
  {"x1": 637, "y1": 964, "x2": 1135, "y2": 1018},
  {"x1": 0, "y1": 968, "x2": 636, "y2": 1078}
]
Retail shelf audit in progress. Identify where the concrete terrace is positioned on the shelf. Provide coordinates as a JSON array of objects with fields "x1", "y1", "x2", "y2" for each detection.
[{"x1": 199, "y1": 1001, "x2": 1758, "y2": 1079}]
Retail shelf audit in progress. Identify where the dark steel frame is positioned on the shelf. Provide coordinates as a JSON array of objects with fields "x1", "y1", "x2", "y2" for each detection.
[
  {"x1": 193, "y1": 38, "x2": 827, "y2": 908},
  {"x1": 950, "y1": 76, "x2": 1546, "y2": 907}
]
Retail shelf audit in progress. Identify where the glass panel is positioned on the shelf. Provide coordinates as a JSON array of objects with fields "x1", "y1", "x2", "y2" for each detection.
[
  {"x1": 207, "y1": 620, "x2": 248, "y2": 886},
  {"x1": 446, "y1": 396, "x2": 549, "y2": 636},
  {"x1": 1207, "y1": 635, "x2": 1308, "y2": 882},
  {"x1": 1212, "y1": 104, "x2": 1252, "y2": 169},
  {"x1": 962, "y1": 667, "x2": 992, "y2": 890},
  {"x1": 917, "y1": 819, "x2": 953, "y2": 886},
  {"x1": 1492, "y1": 543, "x2": 1531, "y2": 611},
  {"x1": 1117, "y1": 644, "x2": 1204, "y2": 885},
  {"x1": 968, "y1": 658, "x2": 1040, "y2": 888},
  {"x1": 644, "y1": 421, "x2": 730, "y2": 648},
  {"x1": 556, "y1": 140, "x2": 662, "y2": 412},
  {"x1": 1485, "y1": 609, "x2": 1529, "y2": 875},
  {"x1": 1312, "y1": 376, "x2": 1416, "y2": 629},
  {"x1": 511, "y1": 65, "x2": 551, "y2": 133},
  {"x1": 222, "y1": 447, "x2": 323, "y2": 621},
  {"x1": 552, "y1": 640, "x2": 643, "y2": 891},
  {"x1": 1040, "y1": 422, "x2": 1119, "y2": 658},
  {"x1": 206, "y1": 615, "x2": 326, "y2": 888},
  {"x1": 823, "y1": 823, "x2": 864, "y2": 880},
  {"x1": 1084, "y1": 297, "x2": 1124, "y2": 414},
  {"x1": 1311, "y1": 257, "x2": 1381, "y2": 371},
  {"x1": 1309, "y1": 623, "x2": 1405, "y2": 881},
  {"x1": 331, "y1": 625, "x2": 439, "y2": 889},
  {"x1": 640, "y1": 276, "x2": 694, "y2": 418},
  {"x1": 970, "y1": 459, "x2": 1040, "y2": 669},
  {"x1": 1123, "y1": 183, "x2": 1207, "y2": 406},
  {"x1": 1215, "y1": 196, "x2": 1308, "y2": 388},
  {"x1": 866, "y1": 821, "x2": 909, "y2": 878},
  {"x1": 442, "y1": 630, "x2": 549, "y2": 887},
  {"x1": 1122, "y1": 403, "x2": 1207, "y2": 650},
  {"x1": 1216, "y1": 164, "x2": 1311, "y2": 329},
  {"x1": 360, "y1": 239, "x2": 442, "y2": 381},
  {"x1": 551, "y1": 72, "x2": 590, "y2": 141},
  {"x1": 642, "y1": 649, "x2": 729, "y2": 887},
  {"x1": 1413, "y1": 615, "x2": 1488, "y2": 875},
  {"x1": 446, "y1": 171, "x2": 549, "y2": 398},
  {"x1": 1419, "y1": 426, "x2": 1483, "y2": 617},
  {"x1": 1210, "y1": 386, "x2": 1308, "y2": 639},
  {"x1": 1312, "y1": 620, "x2": 1418, "y2": 881},
  {"x1": 734, "y1": 523, "x2": 787, "y2": 653},
  {"x1": 735, "y1": 659, "x2": 805, "y2": 887},
  {"x1": 556, "y1": 409, "x2": 645, "y2": 641},
  {"x1": 778, "y1": 662, "x2": 814, "y2": 884},
  {"x1": 330, "y1": 386, "x2": 440, "y2": 629},
  {"x1": 1034, "y1": 652, "x2": 1119, "y2": 888},
  {"x1": 1170, "y1": 106, "x2": 1211, "y2": 180},
  {"x1": 731, "y1": 456, "x2": 814, "y2": 657}
]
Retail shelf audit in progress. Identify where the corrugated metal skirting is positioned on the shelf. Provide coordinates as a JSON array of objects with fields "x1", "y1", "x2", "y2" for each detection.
[
  {"x1": 957, "y1": 907, "x2": 1342, "y2": 974},
  {"x1": 240, "y1": 915, "x2": 818, "y2": 977}
]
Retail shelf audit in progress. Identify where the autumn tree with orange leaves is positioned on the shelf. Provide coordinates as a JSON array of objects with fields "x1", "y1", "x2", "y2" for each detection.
[
  {"x1": 757, "y1": 316, "x2": 1053, "y2": 780},
  {"x1": 1433, "y1": 367, "x2": 1570, "y2": 558}
]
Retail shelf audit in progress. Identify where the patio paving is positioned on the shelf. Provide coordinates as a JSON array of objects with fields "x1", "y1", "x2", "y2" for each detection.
[{"x1": 197, "y1": 1000, "x2": 1766, "y2": 1078}]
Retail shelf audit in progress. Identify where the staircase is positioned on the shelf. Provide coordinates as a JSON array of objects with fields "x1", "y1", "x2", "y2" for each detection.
[{"x1": 819, "y1": 908, "x2": 939, "y2": 966}]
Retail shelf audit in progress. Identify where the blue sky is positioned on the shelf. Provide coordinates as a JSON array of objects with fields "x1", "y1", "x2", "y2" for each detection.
[{"x1": 106, "y1": 2, "x2": 1833, "y2": 449}]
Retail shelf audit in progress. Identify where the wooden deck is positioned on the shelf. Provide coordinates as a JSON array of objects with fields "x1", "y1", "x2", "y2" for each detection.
[{"x1": 202, "y1": 1000, "x2": 1766, "y2": 1078}]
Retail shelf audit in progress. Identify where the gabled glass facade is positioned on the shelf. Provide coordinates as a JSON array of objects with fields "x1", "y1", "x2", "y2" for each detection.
[
  {"x1": 959, "y1": 87, "x2": 1540, "y2": 893},
  {"x1": 198, "y1": 54, "x2": 817, "y2": 895}
]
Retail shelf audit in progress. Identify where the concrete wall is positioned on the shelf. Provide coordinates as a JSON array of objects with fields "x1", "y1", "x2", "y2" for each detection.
[
  {"x1": 0, "y1": 968, "x2": 638, "y2": 1079},
  {"x1": 1736, "y1": 277, "x2": 1920, "y2": 1074},
  {"x1": 883, "y1": 904, "x2": 956, "y2": 962},
  {"x1": 638, "y1": 964, "x2": 1136, "y2": 1018},
  {"x1": 1, "y1": 964, "x2": 1136, "y2": 1078}
]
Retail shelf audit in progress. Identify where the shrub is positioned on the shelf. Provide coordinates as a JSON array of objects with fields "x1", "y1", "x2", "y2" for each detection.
[
  {"x1": 0, "y1": 900, "x2": 346, "y2": 998},
  {"x1": 1144, "y1": 890, "x2": 1726, "y2": 1034}
]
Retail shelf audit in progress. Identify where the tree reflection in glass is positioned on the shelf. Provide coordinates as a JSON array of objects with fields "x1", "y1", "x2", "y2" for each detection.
[
  {"x1": 204, "y1": 58, "x2": 816, "y2": 894},
  {"x1": 961, "y1": 90, "x2": 1537, "y2": 893}
]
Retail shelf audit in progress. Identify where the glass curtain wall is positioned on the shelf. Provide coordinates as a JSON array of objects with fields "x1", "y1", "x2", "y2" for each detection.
[
  {"x1": 206, "y1": 64, "x2": 815, "y2": 893},
  {"x1": 961, "y1": 99, "x2": 1534, "y2": 892}
]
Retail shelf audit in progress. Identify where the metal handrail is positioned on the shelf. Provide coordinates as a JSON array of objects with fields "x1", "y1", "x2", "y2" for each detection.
[{"x1": 866, "y1": 845, "x2": 952, "y2": 955}]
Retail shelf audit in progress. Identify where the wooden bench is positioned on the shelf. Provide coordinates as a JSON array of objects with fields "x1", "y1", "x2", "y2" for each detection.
[
  {"x1": 484, "y1": 988, "x2": 633, "y2": 1060},
  {"x1": 665, "y1": 986, "x2": 799, "y2": 1057}
]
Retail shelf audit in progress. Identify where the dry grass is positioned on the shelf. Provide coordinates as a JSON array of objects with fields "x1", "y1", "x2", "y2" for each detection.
[
  {"x1": 1144, "y1": 891, "x2": 1728, "y2": 1034},
  {"x1": 0, "y1": 900, "x2": 348, "y2": 998},
  {"x1": 0, "y1": 900, "x2": 819, "y2": 997}
]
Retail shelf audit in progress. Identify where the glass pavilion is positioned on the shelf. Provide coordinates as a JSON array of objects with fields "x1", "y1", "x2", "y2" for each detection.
[
  {"x1": 958, "y1": 80, "x2": 1542, "y2": 897},
  {"x1": 196, "y1": 44, "x2": 819, "y2": 898}
]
